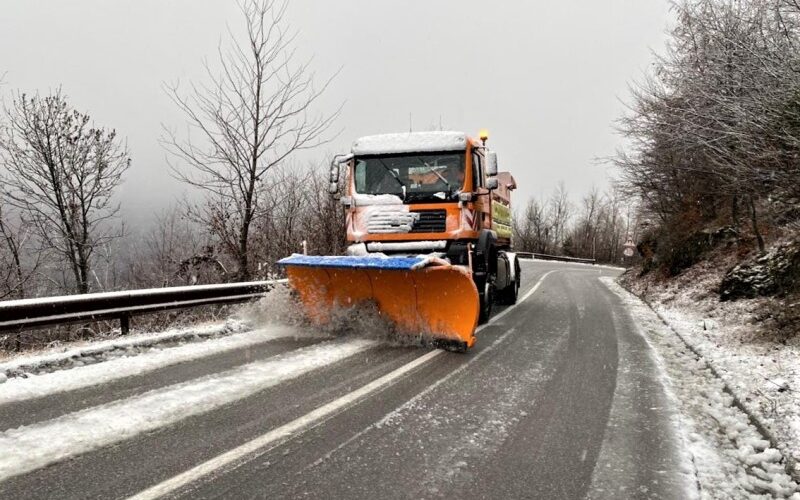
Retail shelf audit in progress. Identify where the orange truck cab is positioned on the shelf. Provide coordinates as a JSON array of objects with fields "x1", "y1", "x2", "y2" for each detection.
[{"x1": 330, "y1": 131, "x2": 520, "y2": 323}]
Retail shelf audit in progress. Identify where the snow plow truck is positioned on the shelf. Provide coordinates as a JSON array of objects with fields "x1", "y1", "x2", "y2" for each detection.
[{"x1": 278, "y1": 130, "x2": 519, "y2": 351}]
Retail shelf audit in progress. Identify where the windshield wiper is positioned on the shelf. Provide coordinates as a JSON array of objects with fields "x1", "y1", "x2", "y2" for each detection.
[
  {"x1": 377, "y1": 159, "x2": 408, "y2": 201},
  {"x1": 414, "y1": 158, "x2": 451, "y2": 194}
]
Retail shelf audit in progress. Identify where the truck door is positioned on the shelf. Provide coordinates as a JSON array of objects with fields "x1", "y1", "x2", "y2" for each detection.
[{"x1": 472, "y1": 149, "x2": 491, "y2": 230}]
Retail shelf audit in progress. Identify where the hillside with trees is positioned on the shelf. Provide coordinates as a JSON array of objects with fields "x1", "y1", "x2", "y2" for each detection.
[{"x1": 614, "y1": 0, "x2": 800, "y2": 339}]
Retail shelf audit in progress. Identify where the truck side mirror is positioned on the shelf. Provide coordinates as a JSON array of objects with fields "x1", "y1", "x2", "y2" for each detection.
[
  {"x1": 329, "y1": 164, "x2": 339, "y2": 184},
  {"x1": 486, "y1": 151, "x2": 498, "y2": 177},
  {"x1": 328, "y1": 161, "x2": 340, "y2": 194},
  {"x1": 328, "y1": 153, "x2": 353, "y2": 195},
  {"x1": 486, "y1": 177, "x2": 498, "y2": 190}
]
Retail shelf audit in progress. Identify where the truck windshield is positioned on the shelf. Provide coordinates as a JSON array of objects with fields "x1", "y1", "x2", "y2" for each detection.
[{"x1": 353, "y1": 152, "x2": 465, "y2": 202}]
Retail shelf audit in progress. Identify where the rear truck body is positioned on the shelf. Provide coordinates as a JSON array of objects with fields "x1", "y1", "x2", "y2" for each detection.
[{"x1": 279, "y1": 130, "x2": 519, "y2": 351}]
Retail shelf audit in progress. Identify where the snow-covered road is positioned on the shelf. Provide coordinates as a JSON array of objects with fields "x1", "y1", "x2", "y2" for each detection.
[{"x1": 0, "y1": 260, "x2": 795, "y2": 499}]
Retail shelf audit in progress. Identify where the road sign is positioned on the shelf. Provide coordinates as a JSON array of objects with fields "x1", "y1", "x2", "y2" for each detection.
[{"x1": 623, "y1": 236, "x2": 636, "y2": 258}]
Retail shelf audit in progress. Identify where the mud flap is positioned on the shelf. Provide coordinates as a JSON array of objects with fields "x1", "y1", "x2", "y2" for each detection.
[{"x1": 277, "y1": 255, "x2": 480, "y2": 348}]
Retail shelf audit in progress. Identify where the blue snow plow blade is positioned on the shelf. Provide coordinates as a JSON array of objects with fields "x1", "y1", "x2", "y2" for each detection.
[{"x1": 277, "y1": 254, "x2": 428, "y2": 271}]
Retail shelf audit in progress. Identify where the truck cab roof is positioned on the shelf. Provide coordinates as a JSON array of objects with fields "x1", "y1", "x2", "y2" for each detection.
[{"x1": 351, "y1": 131, "x2": 469, "y2": 156}]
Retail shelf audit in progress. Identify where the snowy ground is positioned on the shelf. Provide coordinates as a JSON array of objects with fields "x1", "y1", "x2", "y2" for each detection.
[
  {"x1": 0, "y1": 285, "x2": 306, "y2": 381},
  {"x1": 0, "y1": 338, "x2": 374, "y2": 482},
  {"x1": 622, "y1": 263, "x2": 800, "y2": 476},
  {"x1": 0, "y1": 319, "x2": 249, "y2": 381},
  {"x1": 0, "y1": 323, "x2": 317, "y2": 404},
  {"x1": 3, "y1": 261, "x2": 798, "y2": 497},
  {"x1": 603, "y1": 277, "x2": 800, "y2": 498},
  {"x1": 0, "y1": 288, "x2": 394, "y2": 482}
]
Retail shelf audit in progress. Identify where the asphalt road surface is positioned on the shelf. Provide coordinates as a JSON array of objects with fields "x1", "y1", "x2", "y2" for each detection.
[{"x1": 0, "y1": 260, "x2": 691, "y2": 499}]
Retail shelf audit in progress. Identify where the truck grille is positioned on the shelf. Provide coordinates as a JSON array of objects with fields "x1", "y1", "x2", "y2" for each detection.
[
  {"x1": 409, "y1": 210, "x2": 446, "y2": 233},
  {"x1": 366, "y1": 209, "x2": 418, "y2": 233}
]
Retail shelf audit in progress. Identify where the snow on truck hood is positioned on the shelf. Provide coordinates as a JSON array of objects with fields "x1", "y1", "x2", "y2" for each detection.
[{"x1": 351, "y1": 131, "x2": 468, "y2": 155}]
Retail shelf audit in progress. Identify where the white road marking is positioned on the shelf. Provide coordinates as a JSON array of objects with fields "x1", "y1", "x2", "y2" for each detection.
[
  {"x1": 0, "y1": 339, "x2": 374, "y2": 483},
  {"x1": 0, "y1": 325, "x2": 309, "y2": 404},
  {"x1": 128, "y1": 269, "x2": 557, "y2": 500}
]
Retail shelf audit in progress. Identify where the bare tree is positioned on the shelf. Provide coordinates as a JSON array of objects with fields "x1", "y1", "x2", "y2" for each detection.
[
  {"x1": 243, "y1": 162, "x2": 345, "y2": 277},
  {"x1": 302, "y1": 162, "x2": 346, "y2": 256},
  {"x1": 615, "y1": 0, "x2": 800, "y2": 267},
  {"x1": 513, "y1": 197, "x2": 549, "y2": 254},
  {"x1": 120, "y1": 207, "x2": 224, "y2": 288},
  {"x1": 0, "y1": 202, "x2": 44, "y2": 299},
  {"x1": 548, "y1": 182, "x2": 572, "y2": 252},
  {"x1": 512, "y1": 186, "x2": 573, "y2": 256},
  {"x1": 163, "y1": 0, "x2": 340, "y2": 281},
  {"x1": 562, "y1": 186, "x2": 632, "y2": 263},
  {"x1": 0, "y1": 90, "x2": 130, "y2": 294}
]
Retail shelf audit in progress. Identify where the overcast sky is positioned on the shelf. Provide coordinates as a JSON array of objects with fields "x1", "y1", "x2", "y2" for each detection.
[{"x1": 0, "y1": 1, "x2": 672, "y2": 229}]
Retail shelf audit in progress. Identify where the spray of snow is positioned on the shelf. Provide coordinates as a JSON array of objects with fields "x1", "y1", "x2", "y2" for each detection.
[
  {"x1": 237, "y1": 285, "x2": 308, "y2": 328},
  {"x1": 240, "y1": 282, "x2": 431, "y2": 348},
  {"x1": 0, "y1": 338, "x2": 375, "y2": 482}
]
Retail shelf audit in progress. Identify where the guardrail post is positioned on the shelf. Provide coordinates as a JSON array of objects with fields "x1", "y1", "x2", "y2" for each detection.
[{"x1": 120, "y1": 314, "x2": 131, "y2": 335}]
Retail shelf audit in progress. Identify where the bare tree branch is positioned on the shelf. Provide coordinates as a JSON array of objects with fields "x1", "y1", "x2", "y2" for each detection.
[
  {"x1": 0, "y1": 89, "x2": 130, "y2": 293},
  {"x1": 162, "y1": 0, "x2": 341, "y2": 280}
]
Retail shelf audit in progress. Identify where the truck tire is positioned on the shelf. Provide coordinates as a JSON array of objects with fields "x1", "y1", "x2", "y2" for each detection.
[
  {"x1": 474, "y1": 230, "x2": 497, "y2": 324},
  {"x1": 497, "y1": 258, "x2": 520, "y2": 305},
  {"x1": 478, "y1": 278, "x2": 494, "y2": 324}
]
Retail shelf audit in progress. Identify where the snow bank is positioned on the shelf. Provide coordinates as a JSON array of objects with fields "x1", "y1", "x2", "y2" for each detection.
[
  {"x1": 351, "y1": 131, "x2": 467, "y2": 155},
  {"x1": 0, "y1": 319, "x2": 249, "y2": 378},
  {"x1": 0, "y1": 339, "x2": 376, "y2": 482},
  {"x1": 602, "y1": 277, "x2": 799, "y2": 497},
  {"x1": 624, "y1": 260, "x2": 800, "y2": 474},
  {"x1": 0, "y1": 324, "x2": 310, "y2": 404}
]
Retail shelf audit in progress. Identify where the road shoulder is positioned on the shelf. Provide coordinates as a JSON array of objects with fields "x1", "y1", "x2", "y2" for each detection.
[
  {"x1": 601, "y1": 277, "x2": 799, "y2": 498},
  {"x1": 588, "y1": 277, "x2": 694, "y2": 500}
]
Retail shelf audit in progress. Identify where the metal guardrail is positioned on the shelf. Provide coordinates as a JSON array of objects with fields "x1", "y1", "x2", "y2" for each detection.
[
  {"x1": 0, "y1": 251, "x2": 597, "y2": 335},
  {"x1": 0, "y1": 280, "x2": 286, "y2": 334},
  {"x1": 516, "y1": 252, "x2": 597, "y2": 265}
]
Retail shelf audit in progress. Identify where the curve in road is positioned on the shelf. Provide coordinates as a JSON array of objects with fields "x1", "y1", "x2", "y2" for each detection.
[{"x1": 0, "y1": 260, "x2": 693, "y2": 499}]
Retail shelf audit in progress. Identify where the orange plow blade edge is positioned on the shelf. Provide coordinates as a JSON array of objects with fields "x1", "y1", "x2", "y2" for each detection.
[{"x1": 277, "y1": 255, "x2": 480, "y2": 349}]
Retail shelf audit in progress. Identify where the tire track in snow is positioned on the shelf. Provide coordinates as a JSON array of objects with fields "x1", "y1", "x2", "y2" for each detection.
[
  {"x1": 0, "y1": 338, "x2": 375, "y2": 482},
  {"x1": 0, "y1": 325, "x2": 315, "y2": 405},
  {"x1": 128, "y1": 270, "x2": 559, "y2": 500}
]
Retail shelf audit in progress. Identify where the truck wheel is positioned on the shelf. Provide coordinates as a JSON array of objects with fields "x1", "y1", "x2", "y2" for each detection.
[
  {"x1": 478, "y1": 279, "x2": 494, "y2": 324},
  {"x1": 497, "y1": 256, "x2": 520, "y2": 305},
  {"x1": 474, "y1": 230, "x2": 497, "y2": 324}
]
